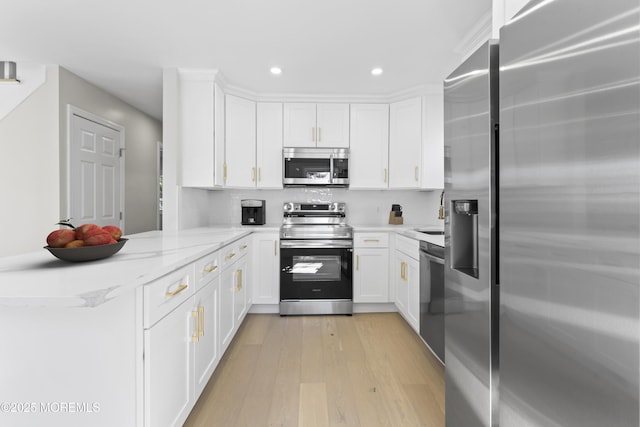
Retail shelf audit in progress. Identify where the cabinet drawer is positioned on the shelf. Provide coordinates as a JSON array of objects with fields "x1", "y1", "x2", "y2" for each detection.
[
  {"x1": 395, "y1": 234, "x2": 419, "y2": 260},
  {"x1": 194, "y1": 250, "x2": 221, "y2": 290},
  {"x1": 221, "y1": 236, "x2": 251, "y2": 267},
  {"x1": 144, "y1": 264, "x2": 194, "y2": 328},
  {"x1": 354, "y1": 232, "x2": 389, "y2": 248}
]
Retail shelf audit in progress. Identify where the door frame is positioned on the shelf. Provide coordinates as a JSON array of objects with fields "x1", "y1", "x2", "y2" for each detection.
[{"x1": 66, "y1": 105, "x2": 126, "y2": 230}]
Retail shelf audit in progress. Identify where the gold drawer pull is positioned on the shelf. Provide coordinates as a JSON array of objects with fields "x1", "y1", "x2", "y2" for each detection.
[
  {"x1": 225, "y1": 252, "x2": 236, "y2": 260},
  {"x1": 166, "y1": 284, "x2": 188, "y2": 297},
  {"x1": 384, "y1": 168, "x2": 388, "y2": 183},
  {"x1": 203, "y1": 265, "x2": 218, "y2": 273},
  {"x1": 364, "y1": 239, "x2": 380, "y2": 243},
  {"x1": 356, "y1": 255, "x2": 359, "y2": 271},
  {"x1": 240, "y1": 244, "x2": 248, "y2": 250}
]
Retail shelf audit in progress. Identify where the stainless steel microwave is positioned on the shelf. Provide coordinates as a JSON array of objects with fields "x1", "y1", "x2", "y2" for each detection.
[{"x1": 283, "y1": 148, "x2": 349, "y2": 187}]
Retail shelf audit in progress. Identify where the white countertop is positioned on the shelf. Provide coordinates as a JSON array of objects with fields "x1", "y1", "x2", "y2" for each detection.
[
  {"x1": 0, "y1": 228, "x2": 250, "y2": 308},
  {"x1": 351, "y1": 223, "x2": 445, "y2": 247},
  {"x1": 0, "y1": 224, "x2": 444, "y2": 309}
]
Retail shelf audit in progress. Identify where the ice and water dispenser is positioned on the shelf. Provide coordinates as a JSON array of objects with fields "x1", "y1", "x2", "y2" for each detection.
[{"x1": 450, "y1": 200, "x2": 479, "y2": 278}]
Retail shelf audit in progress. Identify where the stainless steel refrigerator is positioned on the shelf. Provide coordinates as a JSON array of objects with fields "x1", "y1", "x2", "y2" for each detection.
[{"x1": 444, "y1": 0, "x2": 639, "y2": 426}]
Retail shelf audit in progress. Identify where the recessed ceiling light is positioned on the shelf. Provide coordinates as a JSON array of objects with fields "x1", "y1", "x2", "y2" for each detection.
[
  {"x1": 270, "y1": 67, "x2": 282, "y2": 75},
  {"x1": 371, "y1": 67, "x2": 383, "y2": 76}
]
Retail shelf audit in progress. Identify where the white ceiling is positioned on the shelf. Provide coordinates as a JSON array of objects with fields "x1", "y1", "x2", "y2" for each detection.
[{"x1": 1, "y1": 0, "x2": 491, "y2": 120}]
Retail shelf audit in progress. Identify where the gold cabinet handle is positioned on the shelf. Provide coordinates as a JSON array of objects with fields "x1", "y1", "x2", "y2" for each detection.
[
  {"x1": 223, "y1": 163, "x2": 228, "y2": 183},
  {"x1": 240, "y1": 244, "x2": 248, "y2": 250},
  {"x1": 235, "y1": 269, "x2": 243, "y2": 292},
  {"x1": 364, "y1": 239, "x2": 380, "y2": 243},
  {"x1": 384, "y1": 168, "x2": 388, "y2": 183},
  {"x1": 414, "y1": 166, "x2": 419, "y2": 182},
  {"x1": 258, "y1": 167, "x2": 261, "y2": 182},
  {"x1": 318, "y1": 127, "x2": 321, "y2": 142},
  {"x1": 356, "y1": 255, "x2": 359, "y2": 271},
  {"x1": 191, "y1": 310, "x2": 199, "y2": 342},
  {"x1": 225, "y1": 252, "x2": 236, "y2": 260},
  {"x1": 251, "y1": 167, "x2": 256, "y2": 182},
  {"x1": 198, "y1": 306, "x2": 204, "y2": 337},
  {"x1": 203, "y1": 264, "x2": 218, "y2": 273},
  {"x1": 274, "y1": 240, "x2": 277, "y2": 256},
  {"x1": 312, "y1": 127, "x2": 315, "y2": 142},
  {"x1": 166, "y1": 284, "x2": 188, "y2": 297}
]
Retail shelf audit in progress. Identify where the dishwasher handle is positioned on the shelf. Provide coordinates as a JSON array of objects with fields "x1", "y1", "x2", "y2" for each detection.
[{"x1": 421, "y1": 250, "x2": 444, "y2": 265}]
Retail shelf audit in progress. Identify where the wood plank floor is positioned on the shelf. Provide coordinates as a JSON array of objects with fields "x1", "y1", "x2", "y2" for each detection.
[{"x1": 184, "y1": 313, "x2": 444, "y2": 427}]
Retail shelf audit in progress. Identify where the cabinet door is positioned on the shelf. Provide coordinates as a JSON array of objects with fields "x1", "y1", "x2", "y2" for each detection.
[
  {"x1": 283, "y1": 103, "x2": 316, "y2": 147},
  {"x1": 349, "y1": 104, "x2": 389, "y2": 188},
  {"x1": 214, "y1": 83, "x2": 226, "y2": 186},
  {"x1": 179, "y1": 73, "x2": 217, "y2": 188},
  {"x1": 252, "y1": 233, "x2": 280, "y2": 304},
  {"x1": 389, "y1": 97, "x2": 422, "y2": 188},
  {"x1": 422, "y1": 93, "x2": 444, "y2": 189},
  {"x1": 316, "y1": 103, "x2": 350, "y2": 148},
  {"x1": 225, "y1": 94, "x2": 256, "y2": 187},
  {"x1": 354, "y1": 247, "x2": 389, "y2": 302},
  {"x1": 406, "y1": 257, "x2": 420, "y2": 333},
  {"x1": 219, "y1": 266, "x2": 236, "y2": 353},
  {"x1": 144, "y1": 299, "x2": 192, "y2": 427},
  {"x1": 192, "y1": 280, "x2": 219, "y2": 398},
  {"x1": 256, "y1": 103, "x2": 283, "y2": 188},
  {"x1": 234, "y1": 257, "x2": 248, "y2": 325}
]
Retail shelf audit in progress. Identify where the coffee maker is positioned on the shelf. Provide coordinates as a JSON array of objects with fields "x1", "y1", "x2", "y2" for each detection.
[{"x1": 241, "y1": 199, "x2": 266, "y2": 225}]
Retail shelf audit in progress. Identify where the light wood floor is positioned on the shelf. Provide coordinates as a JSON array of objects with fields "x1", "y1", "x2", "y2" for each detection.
[{"x1": 183, "y1": 312, "x2": 444, "y2": 427}]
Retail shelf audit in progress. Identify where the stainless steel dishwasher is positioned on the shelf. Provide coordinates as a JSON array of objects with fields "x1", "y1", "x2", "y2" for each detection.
[{"x1": 419, "y1": 240, "x2": 445, "y2": 363}]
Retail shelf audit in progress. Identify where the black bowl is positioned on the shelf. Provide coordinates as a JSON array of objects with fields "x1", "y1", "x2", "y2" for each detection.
[{"x1": 44, "y1": 238, "x2": 128, "y2": 262}]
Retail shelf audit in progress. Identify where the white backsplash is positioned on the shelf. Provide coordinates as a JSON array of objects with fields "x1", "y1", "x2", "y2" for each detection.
[{"x1": 200, "y1": 188, "x2": 443, "y2": 227}]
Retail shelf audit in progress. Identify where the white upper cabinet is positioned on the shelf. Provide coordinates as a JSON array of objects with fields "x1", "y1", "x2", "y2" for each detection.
[
  {"x1": 316, "y1": 104, "x2": 350, "y2": 148},
  {"x1": 421, "y1": 93, "x2": 444, "y2": 189},
  {"x1": 283, "y1": 103, "x2": 349, "y2": 148},
  {"x1": 179, "y1": 70, "x2": 225, "y2": 188},
  {"x1": 256, "y1": 103, "x2": 283, "y2": 189},
  {"x1": 283, "y1": 103, "x2": 316, "y2": 147},
  {"x1": 349, "y1": 104, "x2": 389, "y2": 189},
  {"x1": 389, "y1": 97, "x2": 422, "y2": 188},
  {"x1": 225, "y1": 94, "x2": 256, "y2": 188}
]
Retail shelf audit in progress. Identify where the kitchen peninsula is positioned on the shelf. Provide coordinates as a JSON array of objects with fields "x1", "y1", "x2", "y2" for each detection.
[{"x1": 0, "y1": 224, "x2": 441, "y2": 427}]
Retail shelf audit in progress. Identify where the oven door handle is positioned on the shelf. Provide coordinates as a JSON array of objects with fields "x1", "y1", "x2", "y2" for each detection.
[{"x1": 280, "y1": 240, "x2": 353, "y2": 249}]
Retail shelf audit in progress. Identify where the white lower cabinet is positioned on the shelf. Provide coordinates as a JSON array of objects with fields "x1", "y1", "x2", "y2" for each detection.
[
  {"x1": 252, "y1": 232, "x2": 280, "y2": 305},
  {"x1": 220, "y1": 237, "x2": 252, "y2": 354},
  {"x1": 353, "y1": 232, "x2": 389, "y2": 303},
  {"x1": 394, "y1": 235, "x2": 420, "y2": 333},
  {"x1": 144, "y1": 237, "x2": 252, "y2": 427},
  {"x1": 143, "y1": 265, "x2": 195, "y2": 427},
  {"x1": 192, "y1": 280, "x2": 219, "y2": 398}
]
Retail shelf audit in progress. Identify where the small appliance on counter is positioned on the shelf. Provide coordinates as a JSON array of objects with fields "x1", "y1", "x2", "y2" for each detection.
[
  {"x1": 241, "y1": 199, "x2": 266, "y2": 225},
  {"x1": 389, "y1": 204, "x2": 403, "y2": 224}
]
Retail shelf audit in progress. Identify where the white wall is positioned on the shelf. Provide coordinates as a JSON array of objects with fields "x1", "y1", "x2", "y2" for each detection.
[
  {"x1": 58, "y1": 67, "x2": 162, "y2": 235},
  {"x1": 0, "y1": 66, "x2": 60, "y2": 256},
  {"x1": 200, "y1": 188, "x2": 443, "y2": 228}
]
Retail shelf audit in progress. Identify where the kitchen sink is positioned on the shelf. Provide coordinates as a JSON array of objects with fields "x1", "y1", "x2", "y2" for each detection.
[{"x1": 418, "y1": 230, "x2": 444, "y2": 235}]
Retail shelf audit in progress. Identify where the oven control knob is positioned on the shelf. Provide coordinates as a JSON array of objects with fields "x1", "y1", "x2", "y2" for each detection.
[{"x1": 283, "y1": 202, "x2": 294, "y2": 212}]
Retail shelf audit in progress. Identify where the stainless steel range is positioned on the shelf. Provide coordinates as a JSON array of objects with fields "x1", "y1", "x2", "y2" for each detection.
[{"x1": 279, "y1": 202, "x2": 353, "y2": 315}]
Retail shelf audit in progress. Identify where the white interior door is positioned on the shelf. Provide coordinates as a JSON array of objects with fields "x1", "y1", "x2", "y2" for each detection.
[{"x1": 70, "y1": 111, "x2": 123, "y2": 228}]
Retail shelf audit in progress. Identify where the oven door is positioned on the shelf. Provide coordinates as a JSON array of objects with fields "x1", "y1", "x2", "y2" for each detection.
[{"x1": 280, "y1": 240, "x2": 353, "y2": 301}]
